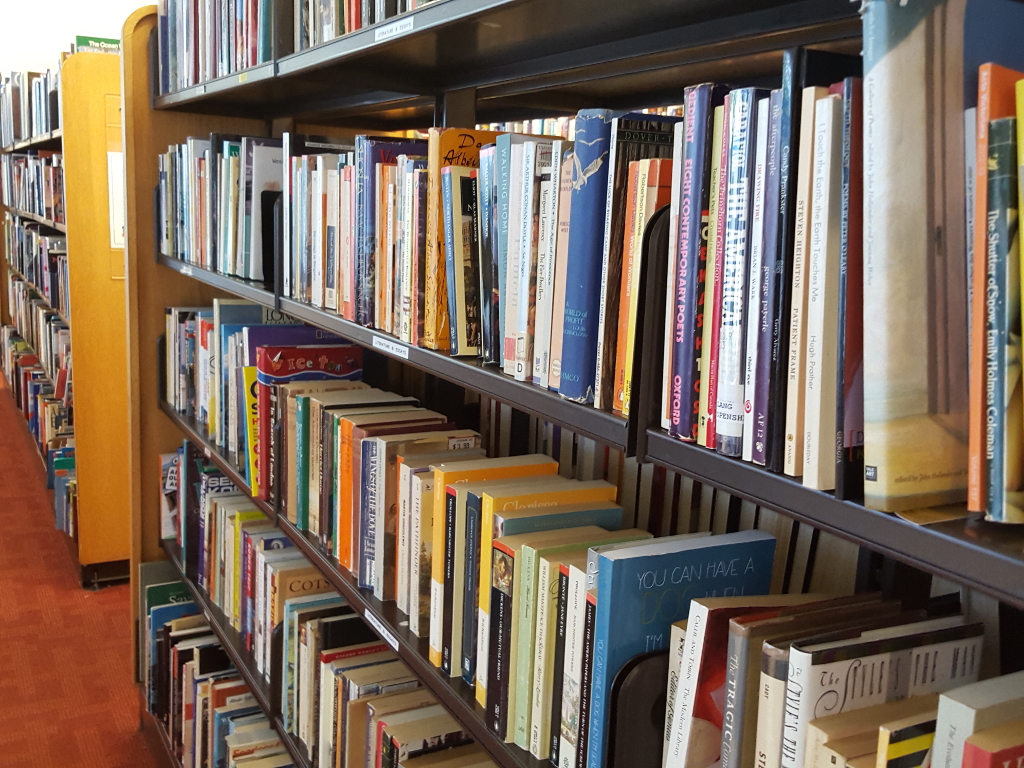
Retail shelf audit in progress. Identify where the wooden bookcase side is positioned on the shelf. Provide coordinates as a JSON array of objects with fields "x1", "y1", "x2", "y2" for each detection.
[
  {"x1": 121, "y1": 5, "x2": 270, "y2": 672},
  {"x1": 61, "y1": 51, "x2": 132, "y2": 566}
]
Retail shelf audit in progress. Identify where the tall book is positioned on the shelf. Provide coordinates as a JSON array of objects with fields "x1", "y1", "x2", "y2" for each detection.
[
  {"x1": 802, "y1": 94, "x2": 843, "y2": 491},
  {"x1": 860, "y1": 0, "x2": 1024, "y2": 511},
  {"x1": 716, "y1": 88, "x2": 767, "y2": 456},
  {"x1": 593, "y1": 112, "x2": 680, "y2": 410},
  {"x1": 969, "y1": 63, "x2": 1024, "y2": 511},
  {"x1": 834, "y1": 77, "x2": 865, "y2": 501},
  {"x1": 559, "y1": 110, "x2": 613, "y2": 403},
  {"x1": 670, "y1": 84, "x2": 725, "y2": 442},
  {"x1": 982, "y1": 117, "x2": 1022, "y2": 522},
  {"x1": 441, "y1": 166, "x2": 482, "y2": 356}
]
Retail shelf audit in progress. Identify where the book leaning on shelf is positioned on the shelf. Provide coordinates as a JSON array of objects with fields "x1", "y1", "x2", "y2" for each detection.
[
  {"x1": 0, "y1": 151, "x2": 66, "y2": 221},
  {"x1": 0, "y1": 64, "x2": 60, "y2": 147}
]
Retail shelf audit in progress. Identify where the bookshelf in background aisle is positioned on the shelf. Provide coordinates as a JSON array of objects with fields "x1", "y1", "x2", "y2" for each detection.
[{"x1": 0, "y1": 47, "x2": 131, "y2": 587}]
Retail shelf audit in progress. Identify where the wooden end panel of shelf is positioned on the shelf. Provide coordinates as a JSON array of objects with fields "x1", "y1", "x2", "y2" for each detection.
[
  {"x1": 644, "y1": 429, "x2": 1024, "y2": 611},
  {"x1": 121, "y1": 5, "x2": 272, "y2": 644},
  {"x1": 159, "y1": 540, "x2": 312, "y2": 768},
  {"x1": 62, "y1": 51, "x2": 132, "y2": 567}
]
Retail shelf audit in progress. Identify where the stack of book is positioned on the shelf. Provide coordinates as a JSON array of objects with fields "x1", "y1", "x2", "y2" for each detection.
[
  {"x1": 0, "y1": 150, "x2": 66, "y2": 221},
  {"x1": 4, "y1": 214, "x2": 69, "y2": 316},
  {"x1": 143, "y1": 577, "x2": 291, "y2": 767},
  {"x1": 0, "y1": 66, "x2": 60, "y2": 147}
]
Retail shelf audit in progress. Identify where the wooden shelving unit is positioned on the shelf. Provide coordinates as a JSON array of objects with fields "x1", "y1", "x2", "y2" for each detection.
[
  {"x1": 121, "y1": 2, "x2": 1024, "y2": 767},
  {"x1": 1, "y1": 53, "x2": 131, "y2": 585}
]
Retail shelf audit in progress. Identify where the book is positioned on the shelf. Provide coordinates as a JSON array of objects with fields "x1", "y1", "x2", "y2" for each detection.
[
  {"x1": 534, "y1": 141, "x2": 570, "y2": 387},
  {"x1": 963, "y1": 720, "x2": 1024, "y2": 768},
  {"x1": 441, "y1": 165, "x2": 482, "y2": 356},
  {"x1": 548, "y1": 149, "x2": 575, "y2": 391},
  {"x1": 594, "y1": 111, "x2": 680, "y2": 410},
  {"x1": 982, "y1": 116, "x2": 1022, "y2": 522},
  {"x1": 876, "y1": 706, "x2": 939, "y2": 768},
  {"x1": 802, "y1": 94, "x2": 843, "y2": 491},
  {"x1": 834, "y1": 77, "x2": 865, "y2": 501},
  {"x1": 559, "y1": 110, "x2": 613, "y2": 404},
  {"x1": 428, "y1": 454, "x2": 559, "y2": 671},
  {"x1": 933, "y1": 671, "x2": 1024, "y2": 768},
  {"x1": 716, "y1": 88, "x2": 767, "y2": 456},
  {"x1": 859, "y1": 0, "x2": 1024, "y2": 511},
  {"x1": 587, "y1": 529, "x2": 777, "y2": 768},
  {"x1": 781, "y1": 616, "x2": 984, "y2": 768}
]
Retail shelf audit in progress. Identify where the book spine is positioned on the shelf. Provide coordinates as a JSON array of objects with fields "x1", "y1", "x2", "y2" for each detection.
[
  {"x1": 496, "y1": 134, "x2": 512, "y2": 361},
  {"x1": 559, "y1": 110, "x2": 614, "y2": 403},
  {"x1": 548, "y1": 151, "x2": 575, "y2": 391},
  {"x1": 529, "y1": 559, "x2": 554, "y2": 759},
  {"x1": 441, "y1": 487, "x2": 457, "y2": 674},
  {"x1": 372, "y1": 441, "x2": 390, "y2": 600},
  {"x1": 409, "y1": 474, "x2": 424, "y2": 636},
  {"x1": 754, "y1": 90, "x2": 783, "y2": 467},
  {"x1": 754, "y1": 664, "x2": 788, "y2": 768},
  {"x1": 295, "y1": 397, "x2": 308, "y2": 530},
  {"x1": 704, "y1": 104, "x2": 730, "y2": 449},
  {"x1": 835, "y1": 78, "x2": 865, "y2": 501},
  {"x1": 515, "y1": 142, "x2": 540, "y2": 381},
  {"x1": 504, "y1": 144, "x2": 525, "y2": 374},
  {"x1": 478, "y1": 150, "x2": 497, "y2": 362},
  {"x1": 461, "y1": 492, "x2": 482, "y2": 683},
  {"x1": 662, "y1": 622, "x2": 687, "y2": 763},
  {"x1": 549, "y1": 566, "x2": 569, "y2": 764},
  {"x1": 719, "y1": 629, "x2": 748, "y2": 768},
  {"x1": 487, "y1": 544, "x2": 515, "y2": 739},
  {"x1": 396, "y1": 463, "x2": 410, "y2": 615},
  {"x1": 802, "y1": 96, "x2": 842, "y2": 492},
  {"x1": 742, "y1": 97, "x2": 770, "y2": 462},
  {"x1": 779, "y1": 647, "x2": 813, "y2": 768},
  {"x1": 355, "y1": 137, "x2": 374, "y2": 326},
  {"x1": 441, "y1": 168, "x2": 460, "y2": 355},
  {"x1": 984, "y1": 117, "x2": 1019, "y2": 523},
  {"x1": 670, "y1": 86, "x2": 712, "y2": 441},
  {"x1": 716, "y1": 89, "x2": 758, "y2": 456},
  {"x1": 576, "y1": 592, "x2": 597, "y2": 768},
  {"x1": 664, "y1": 121, "x2": 686, "y2": 429},
  {"x1": 665, "y1": 606, "x2": 704, "y2": 768},
  {"x1": 359, "y1": 440, "x2": 377, "y2": 589},
  {"x1": 534, "y1": 148, "x2": 561, "y2": 385}
]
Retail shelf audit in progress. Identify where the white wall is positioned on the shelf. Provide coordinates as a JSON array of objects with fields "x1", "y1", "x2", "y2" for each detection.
[{"x1": 0, "y1": 0, "x2": 143, "y2": 74}]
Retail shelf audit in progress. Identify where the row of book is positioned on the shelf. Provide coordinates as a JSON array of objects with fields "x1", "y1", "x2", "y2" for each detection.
[
  {"x1": 668, "y1": 588, "x2": 1024, "y2": 768},
  {"x1": 966, "y1": 67, "x2": 1024, "y2": 523},
  {"x1": 4, "y1": 213, "x2": 70, "y2": 320},
  {"x1": 157, "y1": 450, "x2": 500, "y2": 768},
  {"x1": 143, "y1": 577, "x2": 295, "y2": 767},
  {"x1": 0, "y1": 150, "x2": 66, "y2": 223},
  {"x1": 7, "y1": 275, "x2": 72, "y2": 389},
  {"x1": 0, "y1": 67, "x2": 61, "y2": 148},
  {"x1": 294, "y1": 0, "x2": 442, "y2": 54}
]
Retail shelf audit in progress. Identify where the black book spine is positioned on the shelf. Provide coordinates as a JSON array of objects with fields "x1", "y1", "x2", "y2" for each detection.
[
  {"x1": 441, "y1": 488, "x2": 457, "y2": 674},
  {"x1": 461, "y1": 492, "x2": 482, "y2": 683},
  {"x1": 574, "y1": 594, "x2": 597, "y2": 768},
  {"x1": 835, "y1": 77, "x2": 865, "y2": 502},
  {"x1": 753, "y1": 89, "x2": 784, "y2": 466},
  {"x1": 548, "y1": 567, "x2": 570, "y2": 765},
  {"x1": 487, "y1": 545, "x2": 515, "y2": 737}
]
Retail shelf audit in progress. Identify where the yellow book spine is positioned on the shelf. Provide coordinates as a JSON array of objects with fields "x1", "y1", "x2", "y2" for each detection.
[
  {"x1": 232, "y1": 510, "x2": 267, "y2": 628},
  {"x1": 243, "y1": 366, "x2": 260, "y2": 495}
]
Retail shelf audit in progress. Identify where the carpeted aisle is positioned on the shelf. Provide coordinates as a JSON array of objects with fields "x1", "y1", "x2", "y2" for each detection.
[{"x1": 0, "y1": 374, "x2": 158, "y2": 767}]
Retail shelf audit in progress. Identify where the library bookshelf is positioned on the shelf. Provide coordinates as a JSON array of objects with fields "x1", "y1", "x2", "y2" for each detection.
[
  {"x1": 2, "y1": 52, "x2": 132, "y2": 585},
  {"x1": 121, "y1": 1, "x2": 1024, "y2": 766}
]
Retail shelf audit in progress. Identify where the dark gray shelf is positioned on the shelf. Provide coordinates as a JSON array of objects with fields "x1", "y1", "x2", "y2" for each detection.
[
  {"x1": 152, "y1": 0, "x2": 860, "y2": 128},
  {"x1": 160, "y1": 539, "x2": 313, "y2": 768},
  {"x1": 2, "y1": 128, "x2": 62, "y2": 153},
  {"x1": 156, "y1": 254, "x2": 628, "y2": 448},
  {"x1": 159, "y1": 401, "x2": 547, "y2": 768},
  {"x1": 644, "y1": 429, "x2": 1024, "y2": 611}
]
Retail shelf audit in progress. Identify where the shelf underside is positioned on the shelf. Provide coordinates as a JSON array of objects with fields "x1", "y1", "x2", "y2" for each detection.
[{"x1": 154, "y1": 0, "x2": 860, "y2": 129}]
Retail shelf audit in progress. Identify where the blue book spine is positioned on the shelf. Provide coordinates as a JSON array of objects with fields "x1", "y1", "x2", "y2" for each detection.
[
  {"x1": 359, "y1": 440, "x2": 378, "y2": 588},
  {"x1": 441, "y1": 167, "x2": 460, "y2": 355},
  {"x1": 478, "y1": 148, "x2": 498, "y2": 363},
  {"x1": 669, "y1": 85, "x2": 714, "y2": 441},
  {"x1": 354, "y1": 136, "x2": 372, "y2": 325},
  {"x1": 586, "y1": 534, "x2": 777, "y2": 768},
  {"x1": 496, "y1": 134, "x2": 513, "y2": 351},
  {"x1": 559, "y1": 110, "x2": 614, "y2": 403}
]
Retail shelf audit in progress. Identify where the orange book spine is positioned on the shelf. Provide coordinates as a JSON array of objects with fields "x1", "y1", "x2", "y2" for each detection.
[
  {"x1": 613, "y1": 161, "x2": 643, "y2": 414},
  {"x1": 338, "y1": 419, "x2": 356, "y2": 572},
  {"x1": 968, "y1": 64, "x2": 1024, "y2": 511}
]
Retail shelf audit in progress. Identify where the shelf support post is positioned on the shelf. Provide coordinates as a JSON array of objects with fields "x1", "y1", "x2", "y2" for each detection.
[{"x1": 435, "y1": 87, "x2": 476, "y2": 127}]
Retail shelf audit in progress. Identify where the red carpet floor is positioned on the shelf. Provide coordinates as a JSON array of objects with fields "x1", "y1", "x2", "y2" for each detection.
[{"x1": 0, "y1": 375, "x2": 158, "y2": 767}]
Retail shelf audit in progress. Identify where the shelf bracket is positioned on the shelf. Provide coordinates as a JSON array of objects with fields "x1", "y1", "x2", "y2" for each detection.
[{"x1": 436, "y1": 87, "x2": 476, "y2": 127}]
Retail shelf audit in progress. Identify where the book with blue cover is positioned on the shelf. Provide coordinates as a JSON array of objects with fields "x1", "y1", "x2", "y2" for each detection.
[
  {"x1": 559, "y1": 110, "x2": 613, "y2": 403},
  {"x1": 586, "y1": 529, "x2": 777, "y2": 768}
]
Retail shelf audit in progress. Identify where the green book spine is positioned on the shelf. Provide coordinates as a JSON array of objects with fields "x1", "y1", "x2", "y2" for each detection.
[
  {"x1": 296, "y1": 396, "x2": 309, "y2": 530},
  {"x1": 985, "y1": 116, "x2": 1022, "y2": 522},
  {"x1": 513, "y1": 543, "x2": 539, "y2": 747}
]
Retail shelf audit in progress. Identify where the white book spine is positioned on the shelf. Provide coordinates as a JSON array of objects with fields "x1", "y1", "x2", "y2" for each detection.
[
  {"x1": 515, "y1": 142, "x2": 539, "y2": 381},
  {"x1": 754, "y1": 669, "x2": 788, "y2": 768},
  {"x1": 529, "y1": 557, "x2": 556, "y2": 758},
  {"x1": 665, "y1": 601, "x2": 709, "y2": 768},
  {"x1": 557, "y1": 565, "x2": 590, "y2": 768},
  {"x1": 533, "y1": 144, "x2": 562, "y2": 385},
  {"x1": 325, "y1": 165, "x2": 340, "y2": 311},
  {"x1": 401, "y1": 163, "x2": 416, "y2": 341},
  {"x1": 312, "y1": 162, "x2": 325, "y2": 307},
  {"x1": 802, "y1": 96, "x2": 842, "y2": 492},
  {"x1": 396, "y1": 462, "x2": 412, "y2": 616},
  {"x1": 593, "y1": 118, "x2": 621, "y2": 410},
  {"x1": 661, "y1": 621, "x2": 688, "y2": 766},
  {"x1": 504, "y1": 144, "x2": 525, "y2": 375},
  {"x1": 297, "y1": 621, "x2": 311, "y2": 745},
  {"x1": 783, "y1": 88, "x2": 825, "y2": 477},
  {"x1": 408, "y1": 473, "x2": 429, "y2": 637},
  {"x1": 664, "y1": 120, "x2": 687, "y2": 430},
  {"x1": 742, "y1": 99, "x2": 770, "y2": 462},
  {"x1": 317, "y1": 663, "x2": 337, "y2": 768}
]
